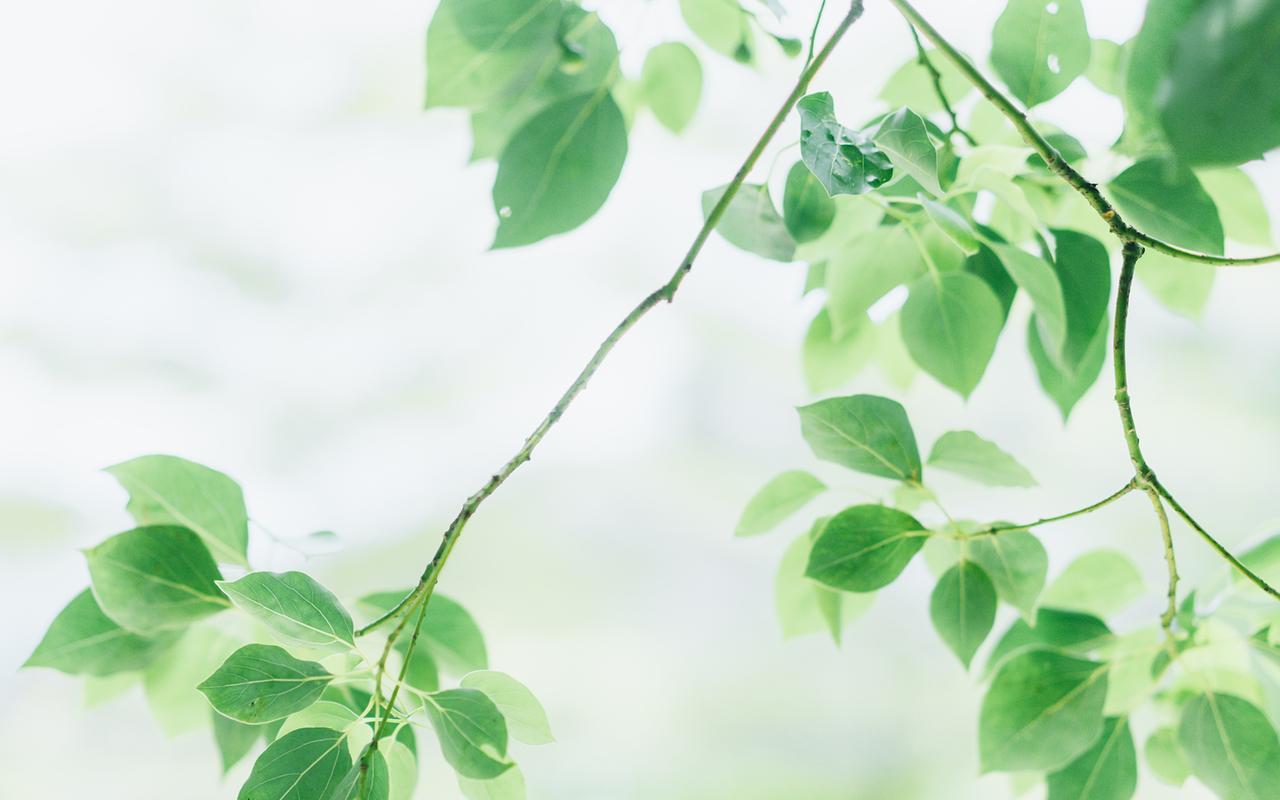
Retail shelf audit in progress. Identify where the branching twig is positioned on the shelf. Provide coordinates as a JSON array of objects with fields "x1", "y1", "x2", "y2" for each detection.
[
  {"x1": 904, "y1": 22, "x2": 975, "y2": 145},
  {"x1": 967, "y1": 480, "x2": 1137, "y2": 538}
]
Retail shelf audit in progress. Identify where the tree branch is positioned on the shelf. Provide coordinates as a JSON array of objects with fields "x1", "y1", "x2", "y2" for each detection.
[{"x1": 356, "y1": 1, "x2": 868, "y2": 639}]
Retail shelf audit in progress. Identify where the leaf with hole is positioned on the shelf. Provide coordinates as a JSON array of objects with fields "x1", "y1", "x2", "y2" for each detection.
[{"x1": 991, "y1": 0, "x2": 1091, "y2": 107}]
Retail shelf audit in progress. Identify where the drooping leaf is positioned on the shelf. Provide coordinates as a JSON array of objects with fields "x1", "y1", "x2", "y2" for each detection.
[
  {"x1": 992, "y1": 244, "x2": 1067, "y2": 361},
  {"x1": 106, "y1": 454, "x2": 249, "y2": 566},
  {"x1": 1042, "y1": 551, "x2": 1144, "y2": 619},
  {"x1": 1045, "y1": 716, "x2": 1137, "y2": 800},
  {"x1": 1197, "y1": 168, "x2": 1273, "y2": 248},
  {"x1": 24, "y1": 588, "x2": 177, "y2": 676},
  {"x1": 878, "y1": 49, "x2": 973, "y2": 114},
  {"x1": 990, "y1": 0, "x2": 1091, "y2": 107},
  {"x1": 1179, "y1": 693, "x2": 1280, "y2": 799},
  {"x1": 967, "y1": 531, "x2": 1048, "y2": 618},
  {"x1": 1028, "y1": 315, "x2": 1106, "y2": 421},
  {"x1": 384, "y1": 740, "x2": 418, "y2": 800},
  {"x1": 425, "y1": 688, "x2": 513, "y2": 779},
  {"x1": 735, "y1": 470, "x2": 827, "y2": 537},
  {"x1": 213, "y1": 710, "x2": 262, "y2": 774},
  {"x1": 458, "y1": 765, "x2": 527, "y2": 800},
  {"x1": 142, "y1": 627, "x2": 241, "y2": 736},
  {"x1": 1108, "y1": 158, "x2": 1224, "y2": 255},
  {"x1": 198, "y1": 644, "x2": 332, "y2": 724},
  {"x1": 1157, "y1": 0, "x2": 1280, "y2": 166},
  {"x1": 964, "y1": 242, "x2": 1017, "y2": 321},
  {"x1": 359, "y1": 593, "x2": 488, "y2": 677},
  {"x1": 640, "y1": 42, "x2": 702, "y2": 133},
  {"x1": 806, "y1": 504, "x2": 928, "y2": 592},
  {"x1": 900, "y1": 272, "x2": 1004, "y2": 398},
  {"x1": 1136, "y1": 251, "x2": 1215, "y2": 320},
  {"x1": 796, "y1": 92, "x2": 893, "y2": 196},
  {"x1": 922, "y1": 198, "x2": 980, "y2": 255},
  {"x1": 1084, "y1": 38, "x2": 1122, "y2": 96},
  {"x1": 796, "y1": 394, "x2": 922, "y2": 482},
  {"x1": 680, "y1": 0, "x2": 753, "y2": 63},
  {"x1": 1145, "y1": 726, "x2": 1190, "y2": 786},
  {"x1": 492, "y1": 91, "x2": 628, "y2": 248},
  {"x1": 329, "y1": 748, "x2": 390, "y2": 800},
  {"x1": 825, "y1": 225, "x2": 925, "y2": 334},
  {"x1": 979, "y1": 649, "x2": 1109, "y2": 772},
  {"x1": 218, "y1": 571, "x2": 356, "y2": 653},
  {"x1": 85, "y1": 525, "x2": 228, "y2": 634},
  {"x1": 461, "y1": 671, "x2": 555, "y2": 745},
  {"x1": 927, "y1": 430, "x2": 1037, "y2": 487},
  {"x1": 701, "y1": 183, "x2": 796, "y2": 262},
  {"x1": 1121, "y1": 0, "x2": 1201, "y2": 153},
  {"x1": 930, "y1": 560, "x2": 998, "y2": 667},
  {"x1": 239, "y1": 727, "x2": 351, "y2": 800},
  {"x1": 802, "y1": 308, "x2": 875, "y2": 394},
  {"x1": 451, "y1": 0, "x2": 560, "y2": 51},
  {"x1": 775, "y1": 522, "x2": 874, "y2": 641},
  {"x1": 870, "y1": 107, "x2": 943, "y2": 196},
  {"x1": 782, "y1": 162, "x2": 836, "y2": 244},
  {"x1": 987, "y1": 608, "x2": 1113, "y2": 675},
  {"x1": 1050, "y1": 229, "x2": 1111, "y2": 370}
]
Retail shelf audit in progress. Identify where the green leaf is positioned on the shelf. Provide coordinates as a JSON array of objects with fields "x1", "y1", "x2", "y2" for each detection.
[
  {"x1": 870, "y1": 108, "x2": 943, "y2": 196},
  {"x1": 796, "y1": 92, "x2": 893, "y2": 196},
  {"x1": 825, "y1": 226, "x2": 925, "y2": 334},
  {"x1": 965, "y1": 242, "x2": 1017, "y2": 321},
  {"x1": 1179, "y1": 693, "x2": 1280, "y2": 799},
  {"x1": 735, "y1": 470, "x2": 827, "y2": 537},
  {"x1": 452, "y1": 0, "x2": 560, "y2": 50},
  {"x1": 461, "y1": 671, "x2": 554, "y2": 745},
  {"x1": 679, "y1": 0, "x2": 753, "y2": 62},
  {"x1": 218, "y1": 571, "x2": 356, "y2": 653},
  {"x1": 701, "y1": 183, "x2": 796, "y2": 262},
  {"x1": 796, "y1": 394, "x2": 922, "y2": 482},
  {"x1": 24, "y1": 588, "x2": 177, "y2": 676},
  {"x1": 878, "y1": 49, "x2": 973, "y2": 114},
  {"x1": 424, "y1": 0, "x2": 560, "y2": 110},
  {"x1": 213, "y1": 710, "x2": 262, "y2": 774},
  {"x1": 987, "y1": 608, "x2": 1113, "y2": 675},
  {"x1": 927, "y1": 431, "x2": 1037, "y2": 487},
  {"x1": 425, "y1": 688, "x2": 513, "y2": 779},
  {"x1": 1084, "y1": 38, "x2": 1123, "y2": 96},
  {"x1": 1120, "y1": 0, "x2": 1200, "y2": 154},
  {"x1": 492, "y1": 91, "x2": 628, "y2": 248},
  {"x1": 775, "y1": 522, "x2": 873, "y2": 641},
  {"x1": 979, "y1": 649, "x2": 1109, "y2": 772},
  {"x1": 1028, "y1": 315, "x2": 1106, "y2": 421},
  {"x1": 1198, "y1": 168, "x2": 1274, "y2": 248},
  {"x1": 802, "y1": 308, "x2": 875, "y2": 394},
  {"x1": 806, "y1": 504, "x2": 928, "y2": 592},
  {"x1": 85, "y1": 525, "x2": 228, "y2": 634},
  {"x1": 967, "y1": 531, "x2": 1048, "y2": 618},
  {"x1": 329, "y1": 749, "x2": 389, "y2": 800},
  {"x1": 1050, "y1": 229, "x2": 1111, "y2": 370},
  {"x1": 458, "y1": 765, "x2": 527, "y2": 800},
  {"x1": 1108, "y1": 158, "x2": 1224, "y2": 255},
  {"x1": 640, "y1": 42, "x2": 701, "y2": 133},
  {"x1": 931, "y1": 560, "x2": 998, "y2": 667},
  {"x1": 900, "y1": 272, "x2": 1004, "y2": 398},
  {"x1": 922, "y1": 198, "x2": 980, "y2": 255},
  {"x1": 199, "y1": 644, "x2": 332, "y2": 724},
  {"x1": 1157, "y1": 0, "x2": 1280, "y2": 166},
  {"x1": 782, "y1": 162, "x2": 835, "y2": 244},
  {"x1": 143, "y1": 627, "x2": 241, "y2": 736},
  {"x1": 1042, "y1": 551, "x2": 1144, "y2": 619},
  {"x1": 106, "y1": 454, "x2": 249, "y2": 566},
  {"x1": 359, "y1": 593, "x2": 488, "y2": 677},
  {"x1": 278, "y1": 700, "x2": 362, "y2": 742},
  {"x1": 384, "y1": 740, "x2": 418, "y2": 800},
  {"x1": 990, "y1": 0, "x2": 1091, "y2": 108},
  {"x1": 992, "y1": 244, "x2": 1067, "y2": 361},
  {"x1": 1145, "y1": 726, "x2": 1190, "y2": 786},
  {"x1": 1136, "y1": 251, "x2": 1214, "y2": 320},
  {"x1": 1046, "y1": 716, "x2": 1137, "y2": 800},
  {"x1": 239, "y1": 728, "x2": 351, "y2": 800}
]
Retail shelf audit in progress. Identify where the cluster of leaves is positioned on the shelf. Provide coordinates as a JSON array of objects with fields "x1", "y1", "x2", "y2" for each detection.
[
  {"x1": 24, "y1": 455, "x2": 552, "y2": 800},
  {"x1": 738, "y1": 394, "x2": 1280, "y2": 798}
]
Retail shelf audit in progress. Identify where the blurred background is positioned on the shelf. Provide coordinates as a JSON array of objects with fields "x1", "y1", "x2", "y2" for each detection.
[{"x1": 2, "y1": 0, "x2": 1277, "y2": 797}]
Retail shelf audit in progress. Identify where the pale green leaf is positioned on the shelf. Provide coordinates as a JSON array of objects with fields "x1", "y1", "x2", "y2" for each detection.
[
  {"x1": 735, "y1": 470, "x2": 827, "y2": 537},
  {"x1": 702, "y1": 183, "x2": 795, "y2": 262},
  {"x1": 1179, "y1": 693, "x2": 1280, "y2": 799},
  {"x1": 1197, "y1": 168, "x2": 1274, "y2": 248},
  {"x1": 991, "y1": 0, "x2": 1091, "y2": 107},
  {"x1": 1109, "y1": 158, "x2": 1224, "y2": 255},
  {"x1": 871, "y1": 107, "x2": 943, "y2": 196},
  {"x1": 1145, "y1": 726, "x2": 1190, "y2": 786},
  {"x1": 1046, "y1": 716, "x2": 1137, "y2": 800},
  {"x1": 900, "y1": 272, "x2": 1003, "y2": 398},
  {"x1": 359, "y1": 592, "x2": 488, "y2": 677},
  {"x1": 878, "y1": 50, "x2": 973, "y2": 114},
  {"x1": 1029, "y1": 314, "x2": 1106, "y2": 420},
  {"x1": 641, "y1": 42, "x2": 702, "y2": 133},
  {"x1": 384, "y1": 740, "x2": 418, "y2": 800},
  {"x1": 825, "y1": 226, "x2": 924, "y2": 334},
  {"x1": 992, "y1": 244, "x2": 1067, "y2": 361},
  {"x1": 425, "y1": 688, "x2": 513, "y2": 779},
  {"x1": 679, "y1": 0, "x2": 753, "y2": 62},
  {"x1": 423, "y1": 0, "x2": 559, "y2": 110},
  {"x1": 923, "y1": 198, "x2": 980, "y2": 255},
  {"x1": 24, "y1": 588, "x2": 177, "y2": 676},
  {"x1": 461, "y1": 671, "x2": 554, "y2": 745},
  {"x1": 459, "y1": 765, "x2": 527, "y2": 800},
  {"x1": 219, "y1": 571, "x2": 356, "y2": 653},
  {"x1": 1136, "y1": 251, "x2": 1214, "y2": 320},
  {"x1": 967, "y1": 531, "x2": 1048, "y2": 618},
  {"x1": 1042, "y1": 551, "x2": 1144, "y2": 619},
  {"x1": 802, "y1": 308, "x2": 875, "y2": 394},
  {"x1": 928, "y1": 431, "x2": 1036, "y2": 488},
  {"x1": 213, "y1": 711, "x2": 261, "y2": 774}
]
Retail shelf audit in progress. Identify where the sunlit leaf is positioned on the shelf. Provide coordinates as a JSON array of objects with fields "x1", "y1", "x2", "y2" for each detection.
[
  {"x1": 239, "y1": 727, "x2": 351, "y2": 800},
  {"x1": 641, "y1": 43, "x2": 702, "y2": 133},
  {"x1": 806, "y1": 504, "x2": 927, "y2": 592},
  {"x1": 931, "y1": 560, "x2": 997, "y2": 667},
  {"x1": 1109, "y1": 158, "x2": 1224, "y2": 255},
  {"x1": 425, "y1": 688, "x2": 513, "y2": 779},
  {"x1": 198, "y1": 644, "x2": 332, "y2": 724},
  {"x1": 24, "y1": 588, "x2": 177, "y2": 676},
  {"x1": 735, "y1": 470, "x2": 827, "y2": 537},
  {"x1": 1179, "y1": 693, "x2": 1280, "y2": 798},
  {"x1": 1045, "y1": 716, "x2": 1137, "y2": 800},
  {"x1": 928, "y1": 431, "x2": 1036, "y2": 487},
  {"x1": 991, "y1": 0, "x2": 1091, "y2": 107},
  {"x1": 967, "y1": 531, "x2": 1048, "y2": 618},
  {"x1": 219, "y1": 571, "x2": 356, "y2": 653},
  {"x1": 782, "y1": 162, "x2": 835, "y2": 244},
  {"x1": 901, "y1": 273, "x2": 1003, "y2": 398},
  {"x1": 796, "y1": 394, "x2": 922, "y2": 482},
  {"x1": 797, "y1": 92, "x2": 893, "y2": 196},
  {"x1": 870, "y1": 108, "x2": 943, "y2": 196},
  {"x1": 702, "y1": 183, "x2": 796, "y2": 262},
  {"x1": 461, "y1": 671, "x2": 554, "y2": 745},
  {"x1": 1042, "y1": 551, "x2": 1144, "y2": 619}
]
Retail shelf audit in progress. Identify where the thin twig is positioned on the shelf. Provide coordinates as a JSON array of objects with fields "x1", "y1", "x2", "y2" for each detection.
[
  {"x1": 967, "y1": 480, "x2": 1137, "y2": 538},
  {"x1": 904, "y1": 21, "x2": 975, "y2": 145},
  {"x1": 805, "y1": 0, "x2": 829, "y2": 67}
]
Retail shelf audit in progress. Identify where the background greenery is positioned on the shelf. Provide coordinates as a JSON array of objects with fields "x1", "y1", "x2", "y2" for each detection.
[{"x1": 2, "y1": 0, "x2": 1278, "y2": 797}]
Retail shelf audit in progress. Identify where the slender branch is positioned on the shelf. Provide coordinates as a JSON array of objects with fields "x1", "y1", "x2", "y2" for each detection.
[
  {"x1": 904, "y1": 21, "x2": 975, "y2": 145},
  {"x1": 805, "y1": 0, "x2": 828, "y2": 67},
  {"x1": 884, "y1": 0, "x2": 1280, "y2": 268},
  {"x1": 355, "y1": 1, "x2": 868, "y2": 639},
  {"x1": 967, "y1": 480, "x2": 1136, "y2": 538}
]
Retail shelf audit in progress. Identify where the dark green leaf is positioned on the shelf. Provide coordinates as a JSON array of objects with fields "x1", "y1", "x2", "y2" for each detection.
[
  {"x1": 928, "y1": 430, "x2": 1037, "y2": 487},
  {"x1": 797, "y1": 92, "x2": 893, "y2": 196},
  {"x1": 1050, "y1": 229, "x2": 1111, "y2": 370},
  {"x1": 964, "y1": 242, "x2": 1017, "y2": 321},
  {"x1": 239, "y1": 727, "x2": 351, "y2": 800},
  {"x1": 1145, "y1": 726, "x2": 1190, "y2": 786},
  {"x1": 1158, "y1": 0, "x2": 1280, "y2": 166},
  {"x1": 967, "y1": 531, "x2": 1048, "y2": 618},
  {"x1": 987, "y1": 608, "x2": 1113, "y2": 675},
  {"x1": 1046, "y1": 716, "x2": 1137, "y2": 800},
  {"x1": 24, "y1": 588, "x2": 177, "y2": 676},
  {"x1": 735, "y1": 470, "x2": 827, "y2": 537},
  {"x1": 702, "y1": 183, "x2": 796, "y2": 261},
  {"x1": 979, "y1": 649, "x2": 1109, "y2": 772},
  {"x1": 106, "y1": 454, "x2": 249, "y2": 566},
  {"x1": 492, "y1": 92, "x2": 628, "y2": 248},
  {"x1": 1108, "y1": 158, "x2": 1224, "y2": 255},
  {"x1": 796, "y1": 394, "x2": 922, "y2": 482},
  {"x1": 806, "y1": 504, "x2": 928, "y2": 592},
  {"x1": 199, "y1": 644, "x2": 332, "y2": 724},
  {"x1": 641, "y1": 42, "x2": 701, "y2": 133},
  {"x1": 1029, "y1": 315, "x2": 1106, "y2": 421},
  {"x1": 1179, "y1": 693, "x2": 1280, "y2": 799},
  {"x1": 219, "y1": 571, "x2": 356, "y2": 653},
  {"x1": 870, "y1": 108, "x2": 943, "y2": 196},
  {"x1": 931, "y1": 560, "x2": 998, "y2": 667},
  {"x1": 901, "y1": 272, "x2": 1004, "y2": 398},
  {"x1": 992, "y1": 244, "x2": 1067, "y2": 361},
  {"x1": 425, "y1": 688, "x2": 513, "y2": 779},
  {"x1": 782, "y1": 162, "x2": 835, "y2": 243},
  {"x1": 991, "y1": 0, "x2": 1091, "y2": 107},
  {"x1": 85, "y1": 525, "x2": 228, "y2": 634}
]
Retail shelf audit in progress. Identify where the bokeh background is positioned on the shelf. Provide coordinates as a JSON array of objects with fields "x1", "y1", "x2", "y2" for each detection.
[{"x1": 2, "y1": 1, "x2": 1278, "y2": 797}]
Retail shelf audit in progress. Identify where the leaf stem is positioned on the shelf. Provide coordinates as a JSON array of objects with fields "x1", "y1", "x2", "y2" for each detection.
[
  {"x1": 883, "y1": 0, "x2": 1280, "y2": 268},
  {"x1": 904, "y1": 21, "x2": 975, "y2": 145},
  {"x1": 355, "y1": 1, "x2": 868, "y2": 639},
  {"x1": 967, "y1": 480, "x2": 1137, "y2": 538}
]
